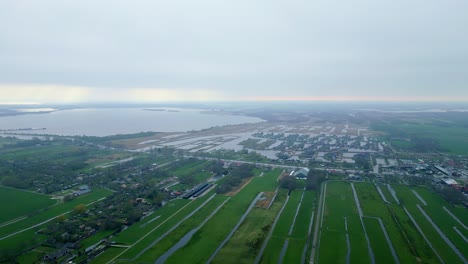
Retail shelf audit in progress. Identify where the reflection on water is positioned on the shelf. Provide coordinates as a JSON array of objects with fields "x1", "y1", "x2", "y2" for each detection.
[{"x1": 0, "y1": 108, "x2": 263, "y2": 136}]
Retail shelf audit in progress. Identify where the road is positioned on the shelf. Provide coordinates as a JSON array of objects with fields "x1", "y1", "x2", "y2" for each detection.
[{"x1": 187, "y1": 155, "x2": 367, "y2": 175}]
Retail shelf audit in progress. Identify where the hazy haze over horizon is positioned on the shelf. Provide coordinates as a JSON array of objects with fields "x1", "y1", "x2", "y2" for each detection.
[{"x1": 1, "y1": 0, "x2": 467, "y2": 103}]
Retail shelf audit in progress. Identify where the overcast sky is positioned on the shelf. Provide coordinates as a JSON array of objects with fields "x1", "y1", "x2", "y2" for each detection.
[{"x1": 1, "y1": 0, "x2": 467, "y2": 103}]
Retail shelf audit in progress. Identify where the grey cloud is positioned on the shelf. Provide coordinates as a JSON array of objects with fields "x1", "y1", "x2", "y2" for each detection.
[{"x1": 0, "y1": 0, "x2": 467, "y2": 99}]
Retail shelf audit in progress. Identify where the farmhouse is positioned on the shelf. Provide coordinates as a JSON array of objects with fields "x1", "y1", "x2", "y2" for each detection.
[
  {"x1": 73, "y1": 185, "x2": 91, "y2": 196},
  {"x1": 293, "y1": 168, "x2": 310, "y2": 179},
  {"x1": 440, "y1": 178, "x2": 458, "y2": 186},
  {"x1": 434, "y1": 165, "x2": 451, "y2": 176}
]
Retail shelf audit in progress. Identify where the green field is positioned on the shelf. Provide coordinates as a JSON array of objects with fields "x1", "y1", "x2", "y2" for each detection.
[
  {"x1": 260, "y1": 189, "x2": 316, "y2": 264},
  {"x1": 0, "y1": 186, "x2": 55, "y2": 223},
  {"x1": 112, "y1": 199, "x2": 190, "y2": 244},
  {"x1": 165, "y1": 169, "x2": 281, "y2": 264},
  {"x1": 362, "y1": 217, "x2": 393, "y2": 264},
  {"x1": 374, "y1": 121, "x2": 468, "y2": 154},
  {"x1": 260, "y1": 190, "x2": 301, "y2": 263},
  {"x1": 354, "y1": 183, "x2": 433, "y2": 263},
  {"x1": 318, "y1": 181, "x2": 369, "y2": 264},
  {"x1": 90, "y1": 247, "x2": 126, "y2": 264},
  {"x1": 272, "y1": 190, "x2": 303, "y2": 238},
  {"x1": 392, "y1": 185, "x2": 467, "y2": 264},
  {"x1": 0, "y1": 188, "x2": 112, "y2": 251},
  {"x1": 115, "y1": 191, "x2": 218, "y2": 260},
  {"x1": 135, "y1": 195, "x2": 229, "y2": 263},
  {"x1": 214, "y1": 189, "x2": 288, "y2": 264}
]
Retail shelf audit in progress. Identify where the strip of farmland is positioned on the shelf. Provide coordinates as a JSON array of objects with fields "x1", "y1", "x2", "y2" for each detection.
[
  {"x1": 393, "y1": 185, "x2": 465, "y2": 264},
  {"x1": 354, "y1": 183, "x2": 427, "y2": 263},
  {"x1": 164, "y1": 169, "x2": 281, "y2": 264},
  {"x1": 214, "y1": 190, "x2": 288, "y2": 264},
  {"x1": 318, "y1": 182, "x2": 370, "y2": 264}
]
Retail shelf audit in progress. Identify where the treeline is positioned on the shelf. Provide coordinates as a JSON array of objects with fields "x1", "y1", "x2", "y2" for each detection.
[
  {"x1": 305, "y1": 169, "x2": 327, "y2": 190},
  {"x1": 216, "y1": 164, "x2": 255, "y2": 194}
]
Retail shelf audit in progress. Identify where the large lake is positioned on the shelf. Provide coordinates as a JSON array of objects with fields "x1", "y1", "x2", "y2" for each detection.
[{"x1": 0, "y1": 108, "x2": 263, "y2": 136}]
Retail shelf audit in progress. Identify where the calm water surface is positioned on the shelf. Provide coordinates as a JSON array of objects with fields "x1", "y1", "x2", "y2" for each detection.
[{"x1": 0, "y1": 108, "x2": 263, "y2": 136}]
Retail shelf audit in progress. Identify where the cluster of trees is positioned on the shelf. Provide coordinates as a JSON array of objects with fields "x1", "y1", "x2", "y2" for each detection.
[
  {"x1": 354, "y1": 153, "x2": 371, "y2": 171},
  {"x1": 216, "y1": 164, "x2": 255, "y2": 194},
  {"x1": 305, "y1": 169, "x2": 327, "y2": 190},
  {"x1": 245, "y1": 224, "x2": 271, "y2": 251},
  {"x1": 280, "y1": 176, "x2": 297, "y2": 191},
  {"x1": 437, "y1": 186, "x2": 466, "y2": 205}
]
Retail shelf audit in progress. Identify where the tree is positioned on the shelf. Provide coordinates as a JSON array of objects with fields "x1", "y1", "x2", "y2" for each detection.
[
  {"x1": 73, "y1": 204, "x2": 87, "y2": 215},
  {"x1": 56, "y1": 214, "x2": 66, "y2": 222},
  {"x1": 306, "y1": 169, "x2": 326, "y2": 190},
  {"x1": 63, "y1": 194, "x2": 74, "y2": 202},
  {"x1": 280, "y1": 176, "x2": 297, "y2": 191},
  {"x1": 246, "y1": 231, "x2": 265, "y2": 251},
  {"x1": 440, "y1": 187, "x2": 465, "y2": 205}
]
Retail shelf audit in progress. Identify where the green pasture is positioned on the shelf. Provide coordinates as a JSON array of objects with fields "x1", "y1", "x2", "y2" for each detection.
[
  {"x1": 318, "y1": 182, "x2": 369, "y2": 264},
  {"x1": 112, "y1": 199, "x2": 189, "y2": 244},
  {"x1": 90, "y1": 247, "x2": 126, "y2": 264},
  {"x1": 0, "y1": 188, "x2": 111, "y2": 238},
  {"x1": 272, "y1": 190, "x2": 303, "y2": 238},
  {"x1": 0, "y1": 188, "x2": 111, "y2": 256},
  {"x1": 213, "y1": 190, "x2": 287, "y2": 264},
  {"x1": 135, "y1": 195, "x2": 228, "y2": 263},
  {"x1": 0, "y1": 186, "x2": 55, "y2": 223},
  {"x1": 354, "y1": 183, "x2": 431, "y2": 263},
  {"x1": 116, "y1": 191, "x2": 217, "y2": 260},
  {"x1": 362, "y1": 217, "x2": 393, "y2": 264},
  {"x1": 165, "y1": 169, "x2": 280, "y2": 264},
  {"x1": 393, "y1": 185, "x2": 466, "y2": 264}
]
